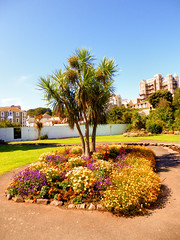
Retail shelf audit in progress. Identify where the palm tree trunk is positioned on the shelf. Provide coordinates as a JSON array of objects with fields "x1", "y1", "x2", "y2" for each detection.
[
  {"x1": 91, "y1": 121, "x2": 97, "y2": 152},
  {"x1": 75, "y1": 121, "x2": 85, "y2": 155},
  {"x1": 84, "y1": 121, "x2": 90, "y2": 157},
  {"x1": 38, "y1": 129, "x2": 41, "y2": 140}
]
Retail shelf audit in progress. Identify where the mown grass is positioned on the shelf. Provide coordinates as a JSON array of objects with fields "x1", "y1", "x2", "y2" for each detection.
[
  {"x1": 0, "y1": 145, "x2": 64, "y2": 175},
  {"x1": 8, "y1": 135, "x2": 141, "y2": 144},
  {"x1": 139, "y1": 134, "x2": 180, "y2": 142},
  {"x1": 9, "y1": 134, "x2": 180, "y2": 144},
  {"x1": 1, "y1": 134, "x2": 179, "y2": 175}
]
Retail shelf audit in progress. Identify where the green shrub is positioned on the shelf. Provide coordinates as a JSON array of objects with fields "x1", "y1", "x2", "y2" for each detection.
[
  {"x1": 39, "y1": 134, "x2": 48, "y2": 140},
  {"x1": 146, "y1": 122, "x2": 162, "y2": 134}
]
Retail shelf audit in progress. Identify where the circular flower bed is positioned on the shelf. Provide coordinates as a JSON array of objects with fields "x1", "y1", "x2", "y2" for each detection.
[{"x1": 6, "y1": 145, "x2": 161, "y2": 215}]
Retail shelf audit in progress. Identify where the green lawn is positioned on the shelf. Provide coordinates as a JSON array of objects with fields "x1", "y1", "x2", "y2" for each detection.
[
  {"x1": 139, "y1": 134, "x2": 180, "y2": 142},
  {"x1": 9, "y1": 135, "x2": 142, "y2": 144},
  {"x1": 1, "y1": 134, "x2": 179, "y2": 176},
  {"x1": 0, "y1": 145, "x2": 64, "y2": 175},
  {"x1": 9, "y1": 134, "x2": 180, "y2": 144}
]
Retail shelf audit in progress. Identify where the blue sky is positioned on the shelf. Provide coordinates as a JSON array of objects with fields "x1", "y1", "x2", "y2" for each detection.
[{"x1": 0, "y1": 0, "x2": 179, "y2": 110}]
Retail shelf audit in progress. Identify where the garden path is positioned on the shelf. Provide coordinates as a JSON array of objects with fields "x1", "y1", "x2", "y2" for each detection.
[{"x1": 0, "y1": 145, "x2": 180, "y2": 240}]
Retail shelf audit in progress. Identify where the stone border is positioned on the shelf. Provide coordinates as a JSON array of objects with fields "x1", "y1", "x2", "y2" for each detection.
[{"x1": 7, "y1": 195, "x2": 105, "y2": 211}]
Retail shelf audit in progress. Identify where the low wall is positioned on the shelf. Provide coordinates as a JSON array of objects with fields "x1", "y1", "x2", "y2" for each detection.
[
  {"x1": 0, "y1": 128, "x2": 14, "y2": 142},
  {"x1": 0, "y1": 124, "x2": 127, "y2": 142}
]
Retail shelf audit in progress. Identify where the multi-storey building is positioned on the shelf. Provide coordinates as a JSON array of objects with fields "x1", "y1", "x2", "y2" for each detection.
[
  {"x1": 139, "y1": 73, "x2": 179, "y2": 100},
  {"x1": 109, "y1": 94, "x2": 122, "y2": 108},
  {"x1": 0, "y1": 105, "x2": 27, "y2": 126}
]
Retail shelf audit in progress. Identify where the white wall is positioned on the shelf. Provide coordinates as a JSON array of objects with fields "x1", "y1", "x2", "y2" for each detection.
[
  {"x1": 0, "y1": 128, "x2": 14, "y2": 141},
  {"x1": 0, "y1": 124, "x2": 127, "y2": 142}
]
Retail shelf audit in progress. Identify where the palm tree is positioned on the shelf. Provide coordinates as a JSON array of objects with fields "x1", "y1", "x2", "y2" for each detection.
[
  {"x1": 89, "y1": 57, "x2": 117, "y2": 152},
  {"x1": 38, "y1": 48, "x2": 117, "y2": 157},
  {"x1": 34, "y1": 114, "x2": 43, "y2": 139}
]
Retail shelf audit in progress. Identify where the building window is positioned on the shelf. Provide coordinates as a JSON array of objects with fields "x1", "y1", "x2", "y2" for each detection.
[
  {"x1": 16, "y1": 118, "x2": 19, "y2": 123},
  {"x1": 8, "y1": 111, "x2": 12, "y2": 116},
  {"x1": 16, "y1": 112, "x2": 19, "y2": 117},
  {"x1": 1, "y1": 112, "x2": 4, "y2": 117}
]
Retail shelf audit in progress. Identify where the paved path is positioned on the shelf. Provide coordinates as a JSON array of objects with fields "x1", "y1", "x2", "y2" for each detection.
[{"x1": 0, "y1": 146, "x2": 180, "y2": 240}]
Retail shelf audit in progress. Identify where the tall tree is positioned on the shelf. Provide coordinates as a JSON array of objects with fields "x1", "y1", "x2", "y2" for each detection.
[
  {"x1": 38, "y1": 48, "x2": 117, "y2": 157},
  {"x1": 148, "y1": 89, "x2": 173, "y2": 108},
  {"x1": 147, "y1": 98, "x2": 174, "y2": 130},
  {"x1": 173, "y1": 88, "x2": 180, "y2": 110},
  {"x1": 88, "y1": 57, "x2": 116, "y2": 152},
  {"x1": 27, "y1": 107, "x2": 52, "y2": 117},
  {"x1": 172, "y1": 88, "x2": 180, "y2": 130}
]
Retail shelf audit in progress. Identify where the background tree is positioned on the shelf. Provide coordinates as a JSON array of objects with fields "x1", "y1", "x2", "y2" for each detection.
[
  {"x1": 173, "y1": 88, "x2": 180, "y2": 109},
  {"x1": 34, "y1": 114, "x2": 43, "y2": 139},
  {"x1": 38, "y1": 48, "x2": 117, "y2": 157},
  {"x1": 107, "y1": 106, "x2": 145, "y2": 130},
  {"x1": 130, "y1": 111, "x2": 146, "y2": 130},
  {"x1": 147, "y1": 98, "x2": 174, "y2": 131},
  {"x1": 27, "y1": 107, "x2": 52, "y2": 117},
  {"x1": 0, "y1": 120, "x2": 21, "y2": 128},
  {"x1": 107, "y1": 106, "x2": 132, "y2": 124},
  {"x1": 148, "y1": 89, "x2": 173, "y2": 108},
  {"x1": 172, "y1": 88, "x2": 180, "y2": 130}
]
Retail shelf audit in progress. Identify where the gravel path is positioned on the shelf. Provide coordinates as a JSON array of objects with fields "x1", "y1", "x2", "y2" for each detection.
[{"x1": 0, "y1": 146, "x2": 180, "y2": 240}]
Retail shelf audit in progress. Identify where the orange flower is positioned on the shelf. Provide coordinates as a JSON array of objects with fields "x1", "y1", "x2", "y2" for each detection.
[
  {"x1": 70, "y1": 195, "x2": 76, "y2": 199},
  {"x1": 48, "y1": 187, "x2": 53, "y2": 194},
  {"x1": 33, "y1": 198, "x2": 37, "y2": 202}
]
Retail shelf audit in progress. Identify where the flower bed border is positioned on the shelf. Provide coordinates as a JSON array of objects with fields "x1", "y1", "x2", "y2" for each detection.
[{"x1": 5, "y1": 142, "x2": 179, "y2": 215}]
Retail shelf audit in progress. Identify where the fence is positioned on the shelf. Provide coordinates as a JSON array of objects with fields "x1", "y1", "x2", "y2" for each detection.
[{"x1": 0, "y1": 124, "x2": 127, "y2": 142}]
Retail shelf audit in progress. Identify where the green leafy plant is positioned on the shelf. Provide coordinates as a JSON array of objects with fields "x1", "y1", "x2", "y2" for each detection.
[{"x1": 146, "y1": 121, "x2": 163, "y2": 134}]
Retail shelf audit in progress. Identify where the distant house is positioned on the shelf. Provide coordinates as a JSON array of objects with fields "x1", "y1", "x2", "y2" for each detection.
[
  {"x1": 0, "y1": 105, "x2": 27, "y2": 126},
  {"x1": 121, "y1": 99, "x2": 130, "y2": 108},
  {"x1": 26, "y1": 113, "x2": 66, "y2": 127},
  {"x1": 26, "y1": 116, "x2": 36, "y2": 127},
  {"x1": 109, "y1": 94, "x2": 122, "y2": 108},
  {"x1": 40, "y1": 113, "x2": 52, "y2": 126},
  {"x1": 129, "y1": 98, "x2": 152, "y2": 115}
]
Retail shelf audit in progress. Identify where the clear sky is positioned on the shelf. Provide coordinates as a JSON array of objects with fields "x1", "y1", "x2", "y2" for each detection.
[{"x1": 0, "y1": 0, "x2": 179, "y2": 110}]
